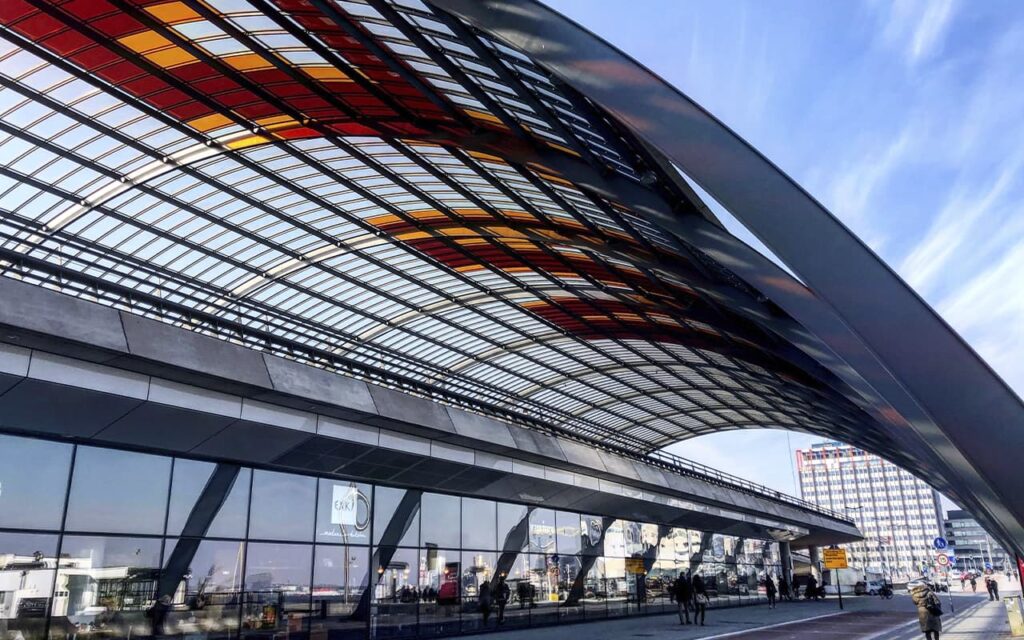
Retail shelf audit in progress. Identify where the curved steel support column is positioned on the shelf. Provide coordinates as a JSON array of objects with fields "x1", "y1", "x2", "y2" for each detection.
[{"x1": 429, "y1": 0, "x2": 1024, "y2": 557}]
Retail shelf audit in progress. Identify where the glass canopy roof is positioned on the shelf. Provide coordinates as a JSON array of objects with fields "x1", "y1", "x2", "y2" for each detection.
[{"x1": 0, "y1": 0, "x2": 875, "y2": 454}]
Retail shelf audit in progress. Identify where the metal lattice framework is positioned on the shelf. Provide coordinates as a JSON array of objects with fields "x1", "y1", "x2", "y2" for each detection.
[{"x1": 0, "y1": 0, "x2": 884, "y2": 456}]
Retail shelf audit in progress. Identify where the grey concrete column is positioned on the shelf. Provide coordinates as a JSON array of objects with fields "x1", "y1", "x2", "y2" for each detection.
[
  {"x1": 808, "y1": 545, "x2": 821, "y2": 581},
  {"x1": 780, "y1": 541, "x2": 794, "y2": 585}
]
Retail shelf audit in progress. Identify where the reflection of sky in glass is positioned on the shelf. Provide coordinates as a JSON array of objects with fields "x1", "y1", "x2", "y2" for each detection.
[
  {"x1": 0, "y1": 435, "x2": 72, "y2": 530},
  {"x1": 65, "y1": 447, "x2": 171, "y2": 535}
]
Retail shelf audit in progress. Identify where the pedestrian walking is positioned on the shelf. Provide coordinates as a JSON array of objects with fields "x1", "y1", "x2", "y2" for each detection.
[
  {"x1": 765, "y1": 574, "x2": 777, "y2": 609},
  {"x1": 692, "y1": 573, "x2": 708, "y2": 626},
  {"x1": 673, "y1": 571, "x2": 693, "y2": 624},
  {"x1": 495, "y1": 576, "x2": 510, "y2": 625},
  {"x1": 478, "y1": 580, "x2": 492, "y2": 626},
  {"x1": 779, "y1": 576, "x2": 790, "y2": 602},
  {"x1": 985, "y1": 575, "x2": 999, "y2": 600},
  {"x1": 805, "y1": 574, "x2": 819, "y2": 600},
  {"x1": 910, "y1": 582, "x2": 943, "y2": 640},
  {"x1": 969, "y1": 575, "x2": 977, "y2": 593}
]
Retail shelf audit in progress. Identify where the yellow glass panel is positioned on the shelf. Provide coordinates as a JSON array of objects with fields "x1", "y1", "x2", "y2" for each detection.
[
  {"x1": 395, "y1": 231, "x2": 431, "y2": 241},
  {"x1": 303, "y1": 66, "x2": 351, "y2": 82},
  {"x1": 118, "y1": 30, "x2": 173, "y2": 54},
  {"x1": 225, "y1": 134, "x2": 271, "y2": 150},
  {"x1": 464, "y1": 108, "x2": 503, "y2": 125},
  {"x1": 222, "y1": 53, "x2": 272, "y2": 71},
  {"x1": 186, "y1": 113, "x2": 233, "y2": 133},
  {"x1": 145, "y1": 46, "x2": 197, "y2": 69},
  {"x1": 144, "y1": 2, "x2": 202, "y2": 24},
  {"x1": 255, "y1": 115, "x2": 299, "y2": 132}
]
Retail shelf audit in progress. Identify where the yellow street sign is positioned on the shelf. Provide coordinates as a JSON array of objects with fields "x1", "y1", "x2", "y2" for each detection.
[
  {"x1": 625, "y1": 558, "x2": 646, "y2": 574},
  {"x1": 823, "y1": 548, "x2": 849, "y2": 569}
]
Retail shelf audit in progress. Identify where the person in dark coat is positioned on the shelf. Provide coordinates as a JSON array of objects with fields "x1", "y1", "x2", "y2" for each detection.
[
  {"x1": 910, "y1": 583, "x2": 942, "y2": 639},
  {"x1": 969, "y1": 575, "x2": 977, "y2": 593},
  {"x1": 691, "y1": 573, "x2": 708, "y2": 626},
  {"x1": 986, "y1": 575, "x2": 1000, "y2": 600},
  {"x1": 495, "y1": 576, "x2": 510, "y2": 625},
  {"x1": 765, "y1": 575, "x2": 777, "y2": 609},
  {"x1": 779, "y1": 576, "x2": 791, "y2": 601},
  {"x1": 146, "y1": 595, "x2": 171, "y2": 636},
  {"x1": 805, "y1": 574, "x2": 819, "y2": 600},
  {"x1": 478, "y1": 581, "x2": 493, "y2": 626},
  {"x1": 673, "y1": 572, "x2": 693, "y2": 624}
]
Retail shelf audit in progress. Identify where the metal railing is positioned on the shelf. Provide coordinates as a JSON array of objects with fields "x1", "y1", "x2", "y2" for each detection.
[{"x1": 644, "y1": 448, "x2": 852, "y2": 523}]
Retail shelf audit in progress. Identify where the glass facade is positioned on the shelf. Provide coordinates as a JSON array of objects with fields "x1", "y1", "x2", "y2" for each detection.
[{"x1": 0, "y1": 434, "x2": 782, "y2": 640}]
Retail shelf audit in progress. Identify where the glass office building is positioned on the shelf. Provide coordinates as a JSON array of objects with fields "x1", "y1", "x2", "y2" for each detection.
[{"x1": 0, "y1": 433, "x2": 781, "y2": 640}]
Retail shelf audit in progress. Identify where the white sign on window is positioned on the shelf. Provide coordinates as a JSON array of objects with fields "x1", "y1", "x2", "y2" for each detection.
[{"x1": 331, "y1": 485, "x2": 358, "y2": 526}]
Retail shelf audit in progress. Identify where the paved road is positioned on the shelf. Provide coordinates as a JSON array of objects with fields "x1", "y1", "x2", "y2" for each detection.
[{"x1": 461, "y1": 592, "x2": 1009, "y2": 640}]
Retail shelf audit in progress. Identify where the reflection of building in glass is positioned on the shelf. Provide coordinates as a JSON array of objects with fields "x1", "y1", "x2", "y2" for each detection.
[
  {"x1": 797, "y1": 442, "x2": 944, "y2": 578},
  {"x1": 0, "y1": 433, "x2": 787, "y2": 639}
]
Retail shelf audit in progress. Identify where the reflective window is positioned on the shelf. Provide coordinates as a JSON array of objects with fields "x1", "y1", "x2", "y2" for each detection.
[
  {"x1": 460, "y1": 550, "x2": 496, "y2": 633},
  {"x1": 316, "y1": 479, "x2": 371, "y2": 545},
  {"x1": 312, "y1": 545, "x2": 369, "y2": 639},
  {"x1": 372, "y1": 547, "x2": 418, "y2": 637},
  {"x1": 528, "y1": 509, "x2": 555, "y2": 554},
  {"x1": 421, "y1": 493, "x2": 460, "y2": 549},
  {"x1": 0, "y1": 532, "x2": 58, "y2": 640},
  {"x1": 461, "y1": 498, "x2": 496, "y2": 550},
  {"x1": 556, "y1": 512, "x2": 582, "y2": 555},
  {"x1": 56, "y1": 536, "x2": 162, "y2": 637},
  {"x1": 242, "y1": 542, "x2": 312, "y2": 637},
  {"x1": 417, "y1": 547, "x2": 460, "y2": 636},
  {"x1": 248, "y1": 470, "x2": 316, "y2": 541},
  {"x1": 65, "y1": 447, "x2": 171, "y2": 535},
  {"x1": 496, "y1": 503, "x2": 529, "y2": 552},
  {"x1": 162, "y1": 538, "x2": 244, "y2": 637},
  {"x1": 167, "y1": 460, "x2": 250, "y2": 538},
  {"x1": 0, "y1": 435, "x2": 71, "y2": 530},
  {"x1": 372, "y1": 487, "x2": 419, "y2": 548}
]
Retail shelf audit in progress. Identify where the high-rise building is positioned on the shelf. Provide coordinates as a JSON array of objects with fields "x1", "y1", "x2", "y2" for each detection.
[
  {"x1": 796, "y1": 442, "x2": 945, "y2": 578},
  {"x1": 945, "y1": 510, "x2": 1009, "y2": 572}
]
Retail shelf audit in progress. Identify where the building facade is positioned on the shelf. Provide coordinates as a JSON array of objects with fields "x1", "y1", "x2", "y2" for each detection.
[
  {"x1": 0, "y1": 431, "x2": 784, "y2": 640},
  {"x1": 796, "y1": 442, "x2": 944, "y2": 578},
  {"x1": 945, "y1": 510, "x2": 1009, "y2": 572}
]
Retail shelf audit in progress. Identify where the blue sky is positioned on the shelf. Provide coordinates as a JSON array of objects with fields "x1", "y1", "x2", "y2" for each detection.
[{"x1": 546, "y1": 0, "x2": 1024, "y2": 501}]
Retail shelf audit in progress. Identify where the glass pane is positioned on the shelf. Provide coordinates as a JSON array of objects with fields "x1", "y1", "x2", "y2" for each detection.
[
  {"x1": 526, "y1": 554, "x2": 557, "y2": 625},
  {"x1": 65, "y1": 447, "x2": 171, "y2": 535},
  {"x1": 248, "y1": 470, "x2": 316, "y2": 541},
  {"x1": 557, "y1": 555, "x2": 582, "y2": 622},
  {"x1": 372, "y1": 487, "x2": 419, "y2": 547},
  {"x1": 0, "y1": 532, "x2": 58, "y2": 640},
  {"x1": 555, "y1": 512, "x2": 581, "y2": 555},
  {"x1": 527, "y1": 509, "x2": 555, "y2": 554},
  {"x1": 55, "y1": 536, "x2": 162, "y2": 637},
  {"x1": 502, "y1": 554, "x2": 531, "y2": 628},
  {"x1": 242, "y1": 543, "x2": 312, "y2": 638},
  {"x1": 417, "y1": 547, "x2": 459, "y2": 637},
  {"x1": 604, "y1": 557, "x2": 629, "y2": 618},
  {"x1": 0, "y1": 435, "x2": 71, "y2": 530},
  {"x1": 162, "y1": 538, "x2": 244, "y2": 638},
  {"x1": 420, "y1": 493, "x2": 460, "y2": 549},
  {"x1": 371, "y1": 548, "x2": 418, "y2": 638},
  {"x1": 459, "y1": 551, "x2": 496, "y2": 633},
  {"x1": 496, "y1": 503, "x2": 529, "y2": 552},
  {"x1": 167, "y1": 460, "x2": 250, "y2": 538},
  {"x1": 311, "y1": 545, "x2": 369, "y2": 640},
  {"x1": 583, "y1": 557, "x2": 607, "y2": 620},
  {"x1": 460, "y1": 499, "x2": 496, "y2": 550},
  {"x1": 605, "y1": 520, "x2": 626, "y2": 558},
  {"x1": 315, "y1": 479, "x2": 371, "y2": 545}
]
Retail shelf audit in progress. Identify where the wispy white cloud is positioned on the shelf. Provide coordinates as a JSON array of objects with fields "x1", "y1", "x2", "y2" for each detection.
[
  {"x1": 900, "y1": 151, "x2": 1024, "y2": 294},
  {"x1": 872, "y1": 0, "x2": 958, "y2": 65},
  {"x1": 938, "y1": 238, "x2": 1024, "y2": 395}
]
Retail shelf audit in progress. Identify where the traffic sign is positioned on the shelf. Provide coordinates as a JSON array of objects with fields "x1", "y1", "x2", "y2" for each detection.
[
  {"x1": 933, "y1": 537, "x2": 948, "y2": 550},
  {"x1": 823, "y1": 548, "x2": 849, "y2": 569},
  {"x1": 937, "y1": 553, "x2": 949, "y2": 566}
]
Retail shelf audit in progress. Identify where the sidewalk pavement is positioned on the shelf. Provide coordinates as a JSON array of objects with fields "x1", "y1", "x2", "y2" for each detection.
[{"x1": 461, "y1": 593, "x2": 999, "y2": 640}]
